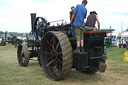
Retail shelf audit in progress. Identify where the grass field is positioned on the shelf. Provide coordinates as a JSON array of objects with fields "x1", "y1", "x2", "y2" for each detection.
[{"x1": 0, "y1": 44, "x2": 128, "y2": 85}]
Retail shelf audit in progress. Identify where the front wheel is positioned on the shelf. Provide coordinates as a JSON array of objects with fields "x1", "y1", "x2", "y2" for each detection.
[{"x1": 17, "y1": 43, "x2": 29, "y2": 67}]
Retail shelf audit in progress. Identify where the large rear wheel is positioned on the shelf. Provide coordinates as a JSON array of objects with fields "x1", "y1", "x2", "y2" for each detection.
[{"x1": 40, "y1": 31, "x2": 73, "y2": 80}]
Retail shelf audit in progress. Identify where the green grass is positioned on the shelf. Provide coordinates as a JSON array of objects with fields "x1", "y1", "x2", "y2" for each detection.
[{"x1": 0, "y1": 44, "x2": 128, "y2": 85}]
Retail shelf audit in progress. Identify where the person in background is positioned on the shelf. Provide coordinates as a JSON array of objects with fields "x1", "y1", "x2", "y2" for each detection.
[
  {"x1": 122, "y1": 39, "x2": 126, "y2": 48},
  {"x1": 70, "y1": 6, "x2": 75, "y2": 24},
  {"x1": 69, "y1": 6, "x2": 75, "y2": 37},
  {"x1": 119, "y1": 38, "x2": 122, "y2": 48},
  {"x1": 125, "y1": 40, "x2": 128, "y2": 50},
  {"x1": 85, "y1": 11, "x2": 100, "y2": 31},
  {"x1": 57, "y1": 23, "x2": 60, "y2": 27},
  {"x1": 70, "y1": 0, "x2": 88, "y2": 53}
]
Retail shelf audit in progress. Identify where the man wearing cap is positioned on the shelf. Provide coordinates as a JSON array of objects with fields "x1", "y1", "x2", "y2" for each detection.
[
  {"x1": 70, "y1": 0, "x2": 88, "y2": 53},
  {"x1": 85, "y1": 11, "x2": 100, "y2": 31},
  {"x1": 70, "y1": 6, "x2": 75, "y2": 24},
  {"x1": 69, "y1": 6, "x2": 75, "y2": 37}
]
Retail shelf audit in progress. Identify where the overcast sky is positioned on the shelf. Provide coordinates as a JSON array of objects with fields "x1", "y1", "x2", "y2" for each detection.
[{"x1": 0, "y1": 0, "x2": 128, "y2": 33}]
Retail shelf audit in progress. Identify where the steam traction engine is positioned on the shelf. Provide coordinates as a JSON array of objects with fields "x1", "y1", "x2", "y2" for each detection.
[{"x1": 17, "y1": 13, "x2": 107, "y2": 80}]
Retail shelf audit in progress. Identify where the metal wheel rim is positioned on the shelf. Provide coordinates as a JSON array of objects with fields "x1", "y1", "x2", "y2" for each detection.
[
  {"x1": 17, "y1": 43, "x2": 29, "y2": 67},
  {"x1": 40, "y1": 31, "x2": 73, "y2": 80}
]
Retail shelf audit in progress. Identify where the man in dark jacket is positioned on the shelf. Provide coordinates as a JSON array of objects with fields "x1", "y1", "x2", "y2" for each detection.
[
  {"x1": 69, "y1": 6, "x2": 75, "y2": 37},
  {"x1": 85, "y1": 11, "x2": 100, "y2": 31},
  {"x1": 70, "y1": 6, "x2": 75, "y2": 24}
]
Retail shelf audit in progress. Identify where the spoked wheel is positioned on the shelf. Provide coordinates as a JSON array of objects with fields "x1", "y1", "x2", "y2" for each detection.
[
  {"x1": 17, "y1": 43, "x2": 29, "y2": 67},
  {"x1": 40, "y1": 31, "x2": 73, "y2": 80}
]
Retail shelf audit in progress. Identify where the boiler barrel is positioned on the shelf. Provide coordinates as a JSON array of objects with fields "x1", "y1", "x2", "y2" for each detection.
[{"x1": 26, "y1": 34, "x2": 36, "y2": 45}]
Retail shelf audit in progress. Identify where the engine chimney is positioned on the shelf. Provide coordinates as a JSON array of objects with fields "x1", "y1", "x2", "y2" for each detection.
[{"x1": 30, "y1": 13, "x2": 36, "y2": 34}]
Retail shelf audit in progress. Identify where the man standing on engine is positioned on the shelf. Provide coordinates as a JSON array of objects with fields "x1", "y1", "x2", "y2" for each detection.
[{"x1": 70, "y1": 0, "x2": 88, "y2": 53}]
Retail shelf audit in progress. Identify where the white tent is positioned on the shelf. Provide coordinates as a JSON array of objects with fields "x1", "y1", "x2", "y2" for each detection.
[
  {"x1": 107, "y1": 32, "x2": 118, "y2": 36},
  {"x1": 121, "y1": 32, "x2": 128, "y2": 40},
  {"x1": 122, "y1": 32, "x2": 128, "y2": 37}
]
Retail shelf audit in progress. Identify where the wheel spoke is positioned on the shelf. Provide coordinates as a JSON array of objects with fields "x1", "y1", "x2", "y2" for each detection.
[
  {"x1": 46, "y1": 40, "x2": 53, "y2": 49},
  {"x1": 55, "y1": 42, "x2": 59, "y2": 50},
  {"x1": 22, "y1": 57, "x2": 25, "y2": 63},
  {"x1": 53, "y1": 37, "x2": 56, "y2": 45},
  {"x1": 46, "y1": 60, "x2": 53, "y2": 67},
  {"x1": 44, "y1": 51, "x2": 51, "y2": 55},
  {"x1": 20, "y1": 53, "x2": 24, "y2": 57},
  {"x1": 56, "y1": 63, "x2": 61, "y2": 72},
  {"x1": 22, "y1": 49, "x2": 24, "y2": 53},
  {"x1": 48, "y1": 45, "x2": 52, "y2": 51},
  {"x1": 57, "y1": 59, "x2": 62, "y2": 64},
  {"x1": 52, "y1": 64, "x2": 58, "y2": 76},
  {"x1": 52, "y1": 65, "x2": 56, "y2": 75},
  {"x1": 52, "y1": 36, "x2": 57, "y2": 50},
  {"x1": 52, "y1": 36, "x2": 55, "y2": 50}
]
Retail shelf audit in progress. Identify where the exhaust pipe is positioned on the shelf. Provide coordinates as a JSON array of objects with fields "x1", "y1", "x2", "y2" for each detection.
[{"x1": 30, "y1": 13, "x2": 36, "y2": 34}]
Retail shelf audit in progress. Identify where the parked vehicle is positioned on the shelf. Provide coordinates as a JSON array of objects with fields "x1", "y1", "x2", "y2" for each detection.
[
  {"x1": 0, "y1": 38, "x2": 6, "y2": 46},
  {"x1": 121, "y1": 32, "x2": 128, "y2": 41},
  {"x1": 121, "y1": 32, "x2": 128, "y2": 48}
]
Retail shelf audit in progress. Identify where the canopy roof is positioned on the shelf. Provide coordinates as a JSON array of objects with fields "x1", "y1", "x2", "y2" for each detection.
[
  {"x1": 117, "y1": 32, "x2": 124, "y2": 37},
  {"x1": 107, "y1": 32, "x2": 118, "y2": 36},
  {"x1": 100, "y1": 29, "x2": 115, "y2": 31}
]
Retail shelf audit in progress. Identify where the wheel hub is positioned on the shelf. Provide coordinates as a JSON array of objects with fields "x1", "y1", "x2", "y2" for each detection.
[{"x1": 51, "y1": 50, "x2": 58, "y2": 61}]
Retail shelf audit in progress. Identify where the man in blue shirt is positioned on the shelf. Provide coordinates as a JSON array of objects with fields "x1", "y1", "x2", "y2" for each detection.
[{"x1": 70, "y1": 0, "x2": 88, "y2": 53}]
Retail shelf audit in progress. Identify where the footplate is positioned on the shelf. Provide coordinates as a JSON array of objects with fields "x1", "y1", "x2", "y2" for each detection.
[{"x1": 73, "y1": 52, "x2": 88, "y2": 71}]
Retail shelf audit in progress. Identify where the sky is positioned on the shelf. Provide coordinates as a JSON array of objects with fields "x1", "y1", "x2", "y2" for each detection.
[{"x1": 0, "y1": 0, "x2": 128, "y2": 33}]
